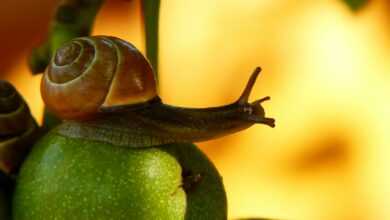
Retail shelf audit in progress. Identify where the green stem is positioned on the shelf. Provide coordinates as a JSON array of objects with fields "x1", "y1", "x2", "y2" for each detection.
[
  {"x1": 29, "y1": 0, "x2": 105, "y2": 130},
  {"x1": 342, "y1": 0, "x2": 368, "y2": 11},
  {"x1": 233, "y1": 218, "x2": 276, "y2": 220},
  {"x1": 29, "y1": 0, "x2": 105, "y2": 74},
  {"x1": 141, "y1": 0, "x2": 161, "y2": 81}
]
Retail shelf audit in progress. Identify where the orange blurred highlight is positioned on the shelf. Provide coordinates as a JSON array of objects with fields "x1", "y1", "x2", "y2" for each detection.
[{"x1": 3, "y1": 0, "x2": 390, "y2": 219}]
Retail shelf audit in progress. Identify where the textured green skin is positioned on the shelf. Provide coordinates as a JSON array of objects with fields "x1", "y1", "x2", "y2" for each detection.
[{"x1": 13, "y1": 132, "x2": 227, "y2": 220}]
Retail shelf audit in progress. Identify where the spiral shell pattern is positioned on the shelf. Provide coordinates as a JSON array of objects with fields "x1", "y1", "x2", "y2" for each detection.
[
  {"x1": 42, "y1": 36, "x2": 157, "y2": 120},
  {"x1": 0, "y1": 80, "x2": 38, "y2": 173},
  {"x1": 0, "y1": 81, "x2": 33, "y2": 136}
]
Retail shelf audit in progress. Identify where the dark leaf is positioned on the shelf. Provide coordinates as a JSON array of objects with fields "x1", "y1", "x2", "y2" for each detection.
[{"x1": 342, "y1": 0, "x2": 369, "y2": 11}]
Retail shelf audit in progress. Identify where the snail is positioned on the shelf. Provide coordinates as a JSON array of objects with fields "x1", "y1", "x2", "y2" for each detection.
[
  {"x1": 0, "y1": 81, "x2": 38, "y2": 173},
  {"x1": 42, "y1": 36, "x2": 275, "y2": 148},
  {"x1": 14, "y1": 36, "x2": 275, "y2": 220}
]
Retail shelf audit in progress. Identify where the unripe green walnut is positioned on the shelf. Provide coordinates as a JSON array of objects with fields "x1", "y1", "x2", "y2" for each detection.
[
  {"x1": 13, "y1": 36, "x2": 274, "y2": 219},
  {"x1": 14, "y1": 132, "x2": 226, "y2": 220}
]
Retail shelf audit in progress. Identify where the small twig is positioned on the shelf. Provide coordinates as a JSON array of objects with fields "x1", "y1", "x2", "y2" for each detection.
[
  {"x1": 141, "y1": 0, "x2": 160, "y2": 81},
  {"x1": 29, "y1": 0, "x2": 104, "y2": 130},
  {"x1": 233, "y1": 218, "x2": 278, "y2": 220},
  {"x1": 342, "y1": 0, "x2": 369, "y2": 11},
  {"x1": 29, "y1": 0, "x2": 104, "y2": 74}
]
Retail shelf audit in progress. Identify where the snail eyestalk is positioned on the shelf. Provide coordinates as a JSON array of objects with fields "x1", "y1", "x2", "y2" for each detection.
[
  {"x1": 237, "y1": 67, "x2": 262, "y2": 104},
  {"x1": 245, "y1": 97, "x2": 275, "y2": 127},
  {"x1": 235, "y1": 67, "x2": 275, "y2": 127}
]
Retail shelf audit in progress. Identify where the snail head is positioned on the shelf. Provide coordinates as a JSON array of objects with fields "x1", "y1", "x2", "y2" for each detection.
[{"x1": 236, "y1": 67, "x2": 275, "y2": 128}]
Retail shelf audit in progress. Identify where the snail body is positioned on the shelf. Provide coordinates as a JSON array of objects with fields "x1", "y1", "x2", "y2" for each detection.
[
  {"x1": 14, "y1": 36, "x2": 274, "y2": 220},
  {"x1": 42, "y1": 36, "x2": 274, "y2": 147}
]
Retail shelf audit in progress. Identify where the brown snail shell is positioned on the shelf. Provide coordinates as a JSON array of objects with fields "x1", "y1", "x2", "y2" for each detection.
[
  {"x1": 41, "y1": 36, "x2": 157, "y2": 120},
  {"x1": 43, "y1": 35, "x2": 274, "y2": 148},
  {"x1": 0, "y1": 81, "x2": 38, "y2": 173}
]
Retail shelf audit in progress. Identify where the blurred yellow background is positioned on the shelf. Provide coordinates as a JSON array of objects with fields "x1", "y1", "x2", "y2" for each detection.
[{"x1": 2, "y1": 0, "x2": 390, "y2": 219}]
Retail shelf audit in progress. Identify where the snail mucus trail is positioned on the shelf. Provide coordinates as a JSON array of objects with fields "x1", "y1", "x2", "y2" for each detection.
[{"x1": 44, "y1": 36, "x2": 275, "y2": 148}]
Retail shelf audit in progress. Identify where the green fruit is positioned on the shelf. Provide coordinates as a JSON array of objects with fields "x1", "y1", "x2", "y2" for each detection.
[{"x1": 13, "y1": 132, "x2": 227, "y2": 220}]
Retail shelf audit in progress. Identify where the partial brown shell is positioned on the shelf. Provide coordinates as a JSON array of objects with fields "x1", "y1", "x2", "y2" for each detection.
[
  {"x1": 41, "y1": 36, "x2": 157, "y2": 120},
  {"x1": 0, "y1": 80, "x2": 39, "y2": 174}
]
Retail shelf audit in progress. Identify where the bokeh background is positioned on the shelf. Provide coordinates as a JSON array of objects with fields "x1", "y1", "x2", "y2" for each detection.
[{"x1": 1, "y1": 0, "x2": 390, "y2": 219}]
